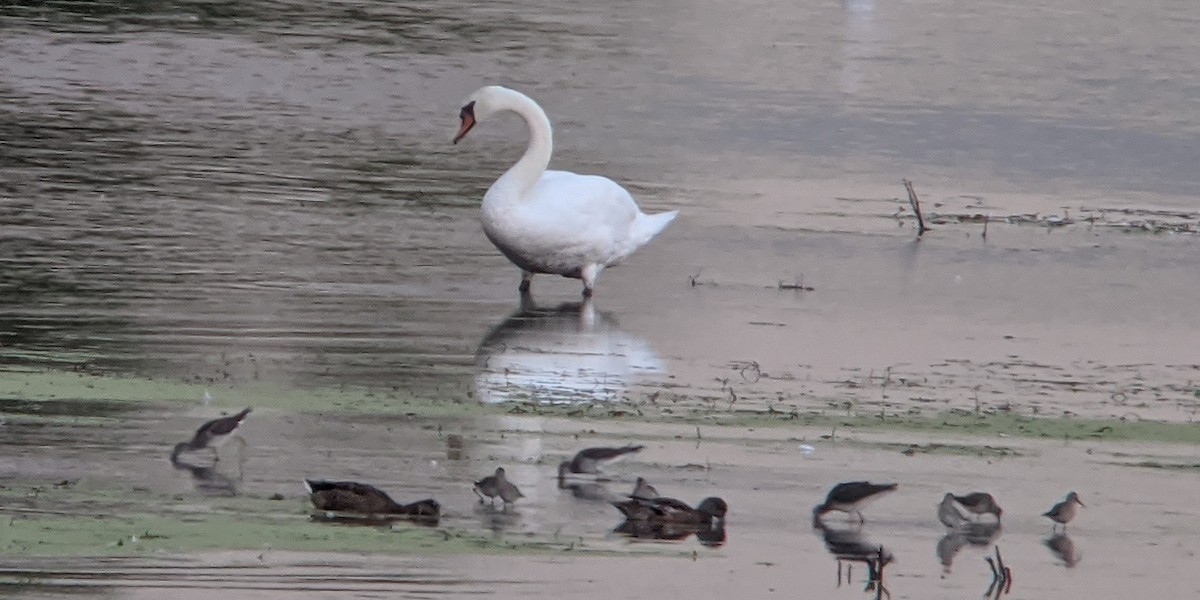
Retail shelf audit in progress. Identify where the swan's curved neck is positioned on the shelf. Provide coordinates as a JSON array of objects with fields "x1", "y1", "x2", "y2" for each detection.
[{"x1": 492, "y1": 89, "x2": 553, "y2": 197}]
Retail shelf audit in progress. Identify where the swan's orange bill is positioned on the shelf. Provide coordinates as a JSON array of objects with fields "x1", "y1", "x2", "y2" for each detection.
[{"x1": 453, "y1": 101, "x2": 477, "y2": 144}]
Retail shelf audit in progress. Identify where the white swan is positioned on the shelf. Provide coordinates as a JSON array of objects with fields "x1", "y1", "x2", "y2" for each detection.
[{"x1": 452, "y1": 85, "x2": 678, "y2": 297}]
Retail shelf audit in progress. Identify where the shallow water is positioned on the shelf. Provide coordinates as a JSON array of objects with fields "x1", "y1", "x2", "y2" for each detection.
[
  {"x1": 2, "y1": 0, "x2": 1200, "y2": 597},
  {"x1": 3, "y1": 408, "x2": 1200, "y2": 598}
]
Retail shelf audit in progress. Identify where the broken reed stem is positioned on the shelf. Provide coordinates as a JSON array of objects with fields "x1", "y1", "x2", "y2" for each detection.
[{"x1": 902, "y1": 178, "x2": 929, "y2": 237}]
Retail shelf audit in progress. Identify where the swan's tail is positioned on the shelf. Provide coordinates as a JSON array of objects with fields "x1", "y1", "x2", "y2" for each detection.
[{"x1": 630, "y1": 210, "x2": 678, "y2": 248}]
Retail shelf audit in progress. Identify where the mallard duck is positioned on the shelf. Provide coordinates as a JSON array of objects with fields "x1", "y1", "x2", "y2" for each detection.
[
  {"x1": 474, "y1": 467, "x2": 524, "y2": 508},
  {"x1": 1043, "y1": 491, "x2": 1085, "y2": 531},
  {"x1": 557, "y1": 445, "x2": 645, "y2": 478},
  {"x1": 813, "y1": 481, "x2": 898, "y2": 524},
  {"x1": 170, "y1": 407, "x2": 252, "y2": 462},
  {"x1": 304, "y1": 479, "x2": 439, "y2": 518},
  {"x1": 951, "y1": 492, "x2": 1003, "y2": 521},
  {"x1": 611, "y1": 495, "x2": 727, "y2": 525}
]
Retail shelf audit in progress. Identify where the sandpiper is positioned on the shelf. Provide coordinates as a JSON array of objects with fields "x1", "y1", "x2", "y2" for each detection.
[
  {"x1": 938, "y1": 493, "x2": 968, "y2": 528},
  {"x1": 557, "y1": 445, "x2": 645, "y2": 478},
  {"x1": 304, "y1": 479, "x2": 440, "y2": 519},
  {"x1": 474, "y1": 467, "x2": 524, "y2": 508},
  {"x1": 1043, "y1": 491, "x2": 1084, "y2": 531},
  {"x1": 631, "y1": 476, "x2": 659, "y2": 500},
  {"x1": 813, "y1": 481, "x2": 898, "y2": 524},
  {"x1": 951, "y1": 492, "x2": 1003, "y2": 521},
  {"x1": 612, "y1": 495, "x2": 727, "y2": 525},
  {"x1": 170, "y1": 407, "x2": 252, "y2": 462}
]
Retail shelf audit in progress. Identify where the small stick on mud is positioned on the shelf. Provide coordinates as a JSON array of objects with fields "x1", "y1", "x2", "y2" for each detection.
[
  {"x1": 778, "y1": 276, "x2": 815, "y2": 291},
  {"x1": 902, "y1": 179, "x2": 929, "y2": 237},
  {"x1": 982, "y1": 215, "x2": 989, "y2": 240}
]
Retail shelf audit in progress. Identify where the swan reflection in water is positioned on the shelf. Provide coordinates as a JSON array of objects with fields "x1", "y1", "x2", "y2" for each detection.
[
  {"x1": 813, "y1": 517, "x2": 894, "y2": 599},
  {"x1": 474, "y1": 296, "x2": 665, "y2": 404}
]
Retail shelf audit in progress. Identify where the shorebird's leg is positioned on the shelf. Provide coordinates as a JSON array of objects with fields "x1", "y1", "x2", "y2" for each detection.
[
  {"x1": 856, "y1": 510, "x2": 866, "y2": 525},
  {"x1": 518, "y1": 271, "x2": 533, "y2": 293},
  {"x1": 236, "y1": 436, "x2": 248, "y2": 480}
]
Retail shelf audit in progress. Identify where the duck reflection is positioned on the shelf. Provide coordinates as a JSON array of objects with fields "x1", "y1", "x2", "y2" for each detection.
[
  {"x1": 813, "y1": 517, "x2": 893, "y2": 598},
  {"x1": 474, "y1": 296, "x2": 664, "y2": 404},
  {"x1": 937, "y1": 521, "x2": 1003, "y2": 573},
  {"x1": 1044, "y1": 532, "x2": 1081, "y2": 567},
  {"x1": 613, "y1": 519, "x2": 727, "y2": 547}
]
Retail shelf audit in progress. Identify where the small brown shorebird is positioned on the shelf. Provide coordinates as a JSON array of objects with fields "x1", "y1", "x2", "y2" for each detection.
[
  {"x1": 938, "y1": 493, "x2": 968, "y2": 528},
  {"x1": 630, "y1": 476, "x2": 659, "y2": 500},
  {"x1": 474, "y1": 467, "x2": 524, "y2": 508},
  {"x1": 171, "y1": 407, "x2": 252, "y2": 461},
  {"x1": 1043, "y1": 491, "x2": 1085, "y2": 531},
  {"x1": 304, "y1": 480, "x2": 440, "y2": 519},
  {"x1": 557, "y1": 445, "x2": 645, "y2": 478},
  {"x1": 612, "y1": 495, "x2": 727, "y2": 525},
  {"x1": 951, "y1": 492, "x2": 1003, "y2": 521},
  {"x1": 813, "y1": 481, "x2": 898, "y2": 524}
]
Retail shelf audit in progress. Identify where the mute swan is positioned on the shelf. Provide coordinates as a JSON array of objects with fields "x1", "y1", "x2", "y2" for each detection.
[{"x1": 452, "y1": 85, "x2": 678, "y2": 297}]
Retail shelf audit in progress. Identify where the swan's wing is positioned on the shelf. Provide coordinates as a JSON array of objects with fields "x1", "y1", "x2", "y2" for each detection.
[
  {"x1": 522, "y1": 171, "x2": 642, "y2": 252},
  {"x1": 514, "y1": 171, "x2": 667, "y2": 268}
]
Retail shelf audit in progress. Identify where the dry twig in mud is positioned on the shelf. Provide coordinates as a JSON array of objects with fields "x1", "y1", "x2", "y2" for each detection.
[
  {"x1": 778, "y1": 276, "x2": 815, "y2": 291},
  {"x1": 687, "y1": 269, "x2": 713, "y2": 287},
  {"x1": 902, "y1": 179, "x2": 929, "y2": 237}
]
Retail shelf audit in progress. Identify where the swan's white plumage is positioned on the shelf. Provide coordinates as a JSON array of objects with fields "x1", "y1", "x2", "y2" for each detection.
[{"x1": 455, "y1": 86, "x2": 677, "y2": 295}]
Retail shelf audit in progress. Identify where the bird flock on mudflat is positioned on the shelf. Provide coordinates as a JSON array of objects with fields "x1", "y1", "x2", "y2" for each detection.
[{"x1": 169, "y1": 411, "x2": 1085, "y2": 552}]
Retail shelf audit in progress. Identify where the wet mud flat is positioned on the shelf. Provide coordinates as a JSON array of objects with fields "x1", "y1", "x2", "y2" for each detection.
[{"x1": 2, "y1": 373, "x2": 1199, "y2": 599}]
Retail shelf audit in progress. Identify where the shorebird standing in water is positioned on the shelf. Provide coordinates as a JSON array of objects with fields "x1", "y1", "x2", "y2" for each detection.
[
  {"x1": 557, "y1": 445, "x2": 645, "y2": 478},
  {"x1": 474, "y1": 467, "x2": 524, "y2": 509},
  {"x1": 630, "y1": 476, "x2": 659, "y2": 500},
  {"x1": 813, "y1": 481, "x2": 898, "y2": 524},
  {"x1": 938, "y1": 493, "x2": 968, "y2": 528},
  {"x1": 951, "y1": 492, "x2": 1003, "y2": 522},
  {"x1": 1043, "y1": 491, "x2": 1085, "y2": 531},
  {"x1": 170, "y1": 407, "x2": 252, "y2": 464}
]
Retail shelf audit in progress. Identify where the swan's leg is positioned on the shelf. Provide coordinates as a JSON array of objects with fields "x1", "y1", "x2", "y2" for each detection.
[
  {"x1": 580, "y1": 264, "x2": 602, "y2": 297},
  {"x1": 518, "y1": 271, "x2": 534, "y2": 293}
]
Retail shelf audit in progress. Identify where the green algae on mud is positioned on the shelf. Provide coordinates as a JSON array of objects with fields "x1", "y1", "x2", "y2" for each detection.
[
  {"x1": 0, "y1": 367, "x2": 477, "y2": 417},
  {"x1": 0, "y1": 483, "x2": 613, "y2": 558},
  {"x1": 3, "y1": 368, "x2": 1198, "y2": 445}
]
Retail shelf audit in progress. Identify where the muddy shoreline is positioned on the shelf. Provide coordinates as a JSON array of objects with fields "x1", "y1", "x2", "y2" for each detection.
[{"x1": 2, "y1": 371, "x2": 1198, "y2": 598}]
